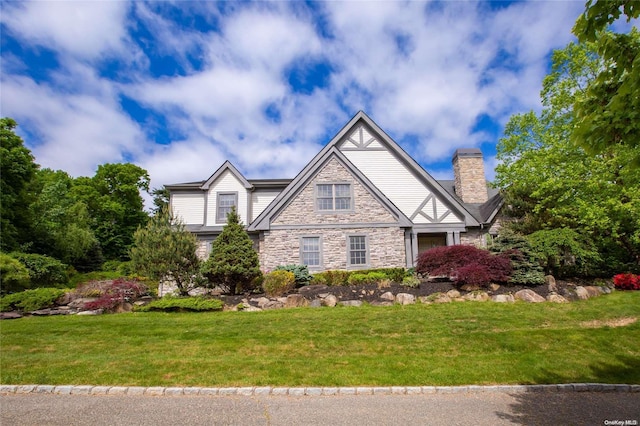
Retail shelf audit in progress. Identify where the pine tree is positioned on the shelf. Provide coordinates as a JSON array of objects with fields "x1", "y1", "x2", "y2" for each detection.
[
  {"x1": 202, "y1": 207, "x2": 261, "y2": 294},
  {"x1": 130, "y1": 207, "x2": 202, "y2": 296}
]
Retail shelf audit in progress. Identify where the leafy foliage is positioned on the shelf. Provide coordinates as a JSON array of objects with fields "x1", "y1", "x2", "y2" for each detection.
[
  {"x1": 0, "y1": 288, "x2": 66, "y2": 312},
  {"x1": 274, "y1": 264, "x2": 312, "y2": 287},
  {"x1": 202, "y1": 207, "x2": 261, "y2": 295},
  {"x1": 135, "y1": 296, "x2": 223, "y2": 312},
  {"x1": 310, "y1": 268, "x2": 409, "y2": 287},
  {"x1": 9, "y1": 252, "x2": 69, "y2": 288},
  {"x1": 82, "y1": 279, "x2": 148, "y2": 312},
  {"x1": 347, "y1": 271, "x2": 387, "y2": 286},
  {"x1": 310, "y1": 270, "x2": 351, "y2": 286},
  {"x1": 489, "y1": 230, "x2": 545, "y2": 285},
  {"x1": 0, "y1": 118, "x2": 38, "y2": 252},
  {"x1": 130, "y1": 207, "x2": 203, "y2": 297},
  {"x1": 613, "y1": 273, "x2": 640, "y2": 290},
  {"x1": 262, "y1": 270, "x2": 296, "y2": 297},
  {"x1": 527, "y1": 228, "x2": 601, "y2": 278},
  {"x1": 416, "y1": 245, "x2": 512, "y2": 288},
  {"x1": 401, "y1": 275, "x2": 421, "y2": 288},
  {"x1": 0, "y1": 253, "x2": 31, "y2": 294}
]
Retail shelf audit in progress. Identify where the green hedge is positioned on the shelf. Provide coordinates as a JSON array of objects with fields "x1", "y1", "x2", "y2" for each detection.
[
  {"x1": 134, "y1": 296, "x2": 223, "y2": 312},
  {"x1": 311, "y1": 268, "x2": 409, "y2": 286},
  {"x1": 0, "y1": 288, "x2": 67, "y2": 312}
]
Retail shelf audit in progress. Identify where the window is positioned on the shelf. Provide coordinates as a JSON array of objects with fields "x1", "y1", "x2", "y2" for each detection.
[
  {"x1": 217, "y1": 192, "x2": 237, "y2": 223},
  {"x1": 316, "y1": 183, "x2": 352, "y2": 211},
  {"x1": 301, "y1": 236, "x2": 321, "y2": 267},
  {"x1": 348, "y1": 235, "x2": 367, "y2": 266}
]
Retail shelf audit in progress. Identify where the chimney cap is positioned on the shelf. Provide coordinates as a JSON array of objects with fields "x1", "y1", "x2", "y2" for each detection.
[{"x1": 452, "y1": 148, "x2": 483, "y2": 162}]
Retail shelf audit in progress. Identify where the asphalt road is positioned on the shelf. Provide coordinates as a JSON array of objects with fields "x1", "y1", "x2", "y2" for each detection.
[{"x1": 2, "y1": 392, "x2": 639, "y2": 425}]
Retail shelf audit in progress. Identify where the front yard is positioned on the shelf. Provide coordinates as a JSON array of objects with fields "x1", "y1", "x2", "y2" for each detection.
[{"x1": 1, "y1": 291, "x2": 639, "y2": 387}]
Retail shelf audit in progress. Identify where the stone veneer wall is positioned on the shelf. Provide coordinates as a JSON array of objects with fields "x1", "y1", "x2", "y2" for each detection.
[
  {"x1": 260, "y1": 227, "x2": 406, "y2": 271},
  {"x1": 452, "y1": 150, "x2": 488, "y2": 204},
  {"x1": 196, "y1": 240, "x2": 209, "y2": 260},
  {"x1": 272, "y1": 158, "x2": 397, "y2": 225}
]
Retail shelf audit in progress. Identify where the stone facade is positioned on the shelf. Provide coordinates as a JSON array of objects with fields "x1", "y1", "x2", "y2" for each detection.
[
  {"x1": 452, "y1": 149, "x2": 488, "y2": 204},
  {"x1": 272, "y1": 158, "x2": 397, "y2": 226},
  {"x1": 260, "y1": 227, "x2": 406, "y2": 271}
]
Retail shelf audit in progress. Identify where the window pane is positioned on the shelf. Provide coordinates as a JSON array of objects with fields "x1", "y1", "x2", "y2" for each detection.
[
  {"x1": 334, "y1": 184, "x2": 350, "y2": 197},
  {"x1": 317, "y1": 184, "x2": 333, "y2": 197},
  {"x1": 335, "y1": 197, "x2": 351, "y2": 210},
  {"x1": 302, "y1": 237, "x2": 320, "y2": 266},
  {"x1": 217, "y1": 193, "x2": 236, "y2": 221},
  {"x1": 349, "y1": 236, "x2": 366, "y2": 265},
  {"x1": 317, "y1": 197, "x2": 333, "y2": 210}
]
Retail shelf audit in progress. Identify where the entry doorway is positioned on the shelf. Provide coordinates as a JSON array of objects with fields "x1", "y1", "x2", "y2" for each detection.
[{"x1": 418, "y1": 233, "x2": 447, "y2": 255}]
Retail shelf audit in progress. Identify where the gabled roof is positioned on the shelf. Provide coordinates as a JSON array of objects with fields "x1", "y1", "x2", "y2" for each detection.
[
  {"x1": 248, "y1": 147, "x2": 412, "y2": 231},
  {"x1": 201, "y1": 160, "x2": 252, "y2": 190},
  {"x1": 438, "y1": 180, "x2": 503, "y2": 225}
]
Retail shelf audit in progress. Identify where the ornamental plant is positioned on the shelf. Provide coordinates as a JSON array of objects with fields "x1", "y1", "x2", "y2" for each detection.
[
  {"x1": 274, "y1": 264, "x2": 312, "y2": 287},
  {"x1": 262, "y1": 270, "x2": 296, "y2": 297},
  {"x1": 83, "y1": 278, "x2": 148, "y2": 312},
  {"x1": 416, "y1": 245, "x2": 512, "y2": 288},
  {"x1": 613, "y1": 273, "x2": 640, "y2": 290}
]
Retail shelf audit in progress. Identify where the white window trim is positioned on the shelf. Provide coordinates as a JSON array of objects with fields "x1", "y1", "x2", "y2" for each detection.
[
  {"x1": 300, "y1": 235, "x2": 323, "y2": 269},
  {"x1": 216, "y1": 192, "x2": 238, "y2": 223},
  {"x1": 315, "y1": 182, "x2": 354, "y2": 213},
  {"x1": 347, "y1": 234, "x2": 369, "y2": 269}
]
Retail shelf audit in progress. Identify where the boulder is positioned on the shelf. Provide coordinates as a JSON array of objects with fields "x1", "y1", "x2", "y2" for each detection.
[
  {"x1": 0, "y1": 312, "x2": 23, "y2": 320},
  {"x1": 309, "y1": 299, "x2": 322, "y2": 308},
  {"x1": 395, "y1": 293, "x2": 416, "y2": 305},
  {"x1": 463, "y1": 291, "x2": 489, "y2": 302},
  {"x1": 242, "y1": 305, "x2": 262, "y2": 312},
  {"x1": 262, "y1": 300, "x2": 285, "y2": 310},
  {"x1": 489, "y1": 283, "x2": 501, "y2": 292},
  {"x1": 585, "y1": 286, "x2": 602, "y2": 298},
  {"x1": 68, "y1": 298, "x2": 98, "y2": 309},
  {"x1": 460, "y1": 284, "x2": 481, "y2": 292},
  {"x1": 339, "y1": 300, "x2": 363, "y2": 307},
  {"x1": 251, "y1": 297, "x2": 271, "y2": 308},
  {"x1": 285, "y1": 294, "x2": 308, "y2": 308},
  {"x1": 514, "y1": 289, "x2": 545, "y2": 303},
  {"x1": 433, "y1": 294, "x2": 452, "y2": 304},
  {"x1": 575, "y1": 286, "x2": 590, "y2": 300},
  {"x1": 77, "y1": 309, "x2": 103, "y2": 316},
  {"x1": 380, "y1": 292, "x2": 395, "y2": 301},
  {"x1": 492, "y1": 294, "x2": 515, "y2": 303},
  {"x1": 370, "y1": 301, "x2": 394, "y2": 307},
  {"x1": 115, "y1": 303, "x2": 133, "y2": 313},
  {"x1": 545, "y1": 275, "x2": 557, "y2": 293},
  {"x1": 321, "y1": 295, "x2": 338, "y2": 307},
  {"x1": 446, "y1": 290, "x2": 461, "y2": 299},
  {"x1": 546, "y1": 293, "x2": 568, "y2": 303}
]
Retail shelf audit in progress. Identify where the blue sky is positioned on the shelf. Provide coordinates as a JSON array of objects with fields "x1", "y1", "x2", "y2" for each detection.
[{"x1": 1, "y1": 1, "x2": 590, "y2": 196}]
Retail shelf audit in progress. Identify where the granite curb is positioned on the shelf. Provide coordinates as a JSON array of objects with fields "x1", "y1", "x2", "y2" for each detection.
[{"x1": 1, "y1": 384, "x2": 638, "y2": 397}]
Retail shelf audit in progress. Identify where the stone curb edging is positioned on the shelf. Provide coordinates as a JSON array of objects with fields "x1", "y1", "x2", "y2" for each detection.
[{"x1": 1, "y1": 384, "x2": 638, "y2": 397}]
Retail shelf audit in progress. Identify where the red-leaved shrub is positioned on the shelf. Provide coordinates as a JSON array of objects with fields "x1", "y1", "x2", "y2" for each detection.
[
  {"x1": 613, "y1": 273, "x2": 640, "y2": 290},
  {"x1": 83, "y1": 278, "x2": 148, "y2": 312},
  {"x1": 416, "y1": 245, "x2": 512, "y2": 288}
]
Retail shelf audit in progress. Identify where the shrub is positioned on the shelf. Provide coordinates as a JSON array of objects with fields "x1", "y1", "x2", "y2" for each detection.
[
  {"x1": 0, "y1": 288, "x2": 67, "y2": 312},
  {"x1": 347, "y1": 271, "x2": 387, "y2": 286},
  {"x1": 0, "y1": 253, "x2": 31, "y2": 293},
  {"x1": 274, "y1": 264, "x2": 312, "y2": 287},
  {"x1": 416, "y1": 245, "x2": 512, "y2": 288},
  {"x1": 202, "y1": 207, "x2": 261, "y2": 295},
  {"x1": 527, "y1": 228, "x2": 601, "y2": 278},
  {"x1": 402, "y1": 275, "x2": 421, "y2": 288},
  {"x1": 135, "y1": 296, "x2": 223, "y2": 312},
  {"x1": 489, "y1": 230, "x2": 545, "y2": 285},
  {"x1": 9, "y1": 252, "x2": 69, "y2": 288},
  {"x1": 83, "y1": 279, "x2": 148, "y2": 312},
  {"x1": 311, "y1": 270, "x2": 351, "y2": 286},
  {"x1": 262, "y1": 270, "x2": 296, "y2": 297},
  {"x1": 613, "y1": 273, "x2": 640, "y2": 290},
  {"x1": 366, "y1": 268, "x2": 409, "y2": 283}
]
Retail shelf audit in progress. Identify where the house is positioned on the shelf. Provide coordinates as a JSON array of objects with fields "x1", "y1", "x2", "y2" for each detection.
[{"x1": 166, "y1": 111, "x2": 502, "y2": 272}]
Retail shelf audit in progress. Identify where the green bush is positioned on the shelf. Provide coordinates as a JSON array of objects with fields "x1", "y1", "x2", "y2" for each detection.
[
  {"x1": 527, "y1": 228, "x2": 601, "y2": 278},
  {"x1": 102, "y1": 260, "x2": 136, "y2": 276},
  {"x1": 9, "y1": 252, "x2": 69, "y2": 288},
  {"x1": 366, "y1": 268, "x2": 409, "y2": 283},
  {"x1": 402, "y1": 275, "x2": 421, "y2": 288},
  {"x1": 135, "y1": 296, "x2": 223, "y2": 312},
  {"x1": 262, "y1": 270, "x2": 296, "y2": 297},
  {"x1": 274, "y1": 264, "x2": 312, "y2": 287},
  {"x1": 0, "y1": 253, "x2": 31, "y2": 293},
  {"x1": 347, "y1": 271, "x2": 388, "y2": 286},
  {"x1": 311, "y1": 270, "x2": 351, "y2": 286},
  {"x1": 489, "y1": 230, "x2": 546, "y2": 285},
  {"x1": 0, "y1": 288, "x2": 67, "y2": 312}
]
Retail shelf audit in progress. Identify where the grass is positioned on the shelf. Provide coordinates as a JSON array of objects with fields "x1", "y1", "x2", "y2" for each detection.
[{"x1": 1, "y1": 291, "x2": 639, "y2": 387}]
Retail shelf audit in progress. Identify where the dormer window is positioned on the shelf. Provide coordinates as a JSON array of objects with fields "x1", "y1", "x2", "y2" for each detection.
[{"x1": 316, "y1": 183, "x2": 352, "y2": 212}]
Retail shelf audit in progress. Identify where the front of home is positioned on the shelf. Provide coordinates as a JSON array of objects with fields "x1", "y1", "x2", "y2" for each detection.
[{"x1": 167, "y1": 111, "x2": 502, "y2": 272}]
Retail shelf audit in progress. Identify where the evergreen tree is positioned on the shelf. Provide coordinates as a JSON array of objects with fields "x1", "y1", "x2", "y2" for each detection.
[
  {"x1": 489, "y1": 230, "x2": 546, "y2": 285},
  {"x1": 202, "y1": 207, "x2": 261, "y2": 295},
  {"x1": 130, "y1": 207, "x2": 202, "y2": 296}
]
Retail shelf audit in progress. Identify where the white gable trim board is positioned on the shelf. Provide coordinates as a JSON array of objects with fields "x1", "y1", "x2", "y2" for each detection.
[{"x1": 167, "y1": 111, "x2": 501, "y2": 271}]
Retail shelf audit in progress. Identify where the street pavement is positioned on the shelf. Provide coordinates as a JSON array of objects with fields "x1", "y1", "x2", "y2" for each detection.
[{"x1": 2, "y1": 392, "x2": 639, "y2": 425}]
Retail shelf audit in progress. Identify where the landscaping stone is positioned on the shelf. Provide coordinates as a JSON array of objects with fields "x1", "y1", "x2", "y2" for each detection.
[
  {"x1": 165, "y1": 387, "x2": 184, "y2": 396},
  {"x1": 298, "y1": 285, "x2": 329, "y2": 297},
  {"x1": 446, "y1": 290, "x2": 461, "y2": 299},
  {"x1": 463, "y1": 291, "x2": 489, "y2": 302},
  {"x1": 489, "y1": 283, "x2": 501, "y2": 291},
  {"x1": 254, "y1": 387, "x2": 272, "y2": 396},
  {"x1": 0, "y1": 312, "x2": 22, "y2": 320},
  {"x1": 90, "y1": 386, "x2": 111, "y2": 395},
  {"x1": 585, "y1": 286, "x2": 602, "y2": 298},
  {"x1": 242, "y1": 305, "x2": 262, "y2": 312},
  {"x1": 575, "y1": 286, "x2": 590, "y2": 300},
  {"x1": 546, "y1": 293, "x2": 568, "y2": 303},
  {"x1": 145, "y1": 387, "x2": 165, "y2": 396},
  {"x1": 285, "y1": 294, "x2": 308, "y2": 308},
  {"x1": 433, "y1": 294, "x2": 452, "y2": 304},
  {"x1": 380, "y1": 291, "x2": 395, "y2": 301},
  {"x1": 262, "y1": 300, "x2": 285, "y2": 310},
  {"x1": 340, "y1": 300, "x2": 363, "y2": 307},
  {"x1": 460, "y1": 284, "x2": 481, "y2": 291},
  {"x1": 68, "y1": 298, "x2": 97, "y2": 309},
  {"x1": 77, "y1": 309, "x2": 103, "y2": 316},
  {"x1": 369, "y1": 301, "x2": 393, "y2": 307},
  {"x1": 492, "y1": 294, "x2": 515, "y2": 303},
  {"x1": 514, "y1": 289, "x2": 545, "y2": 303},
  {"x1": 309, "y1": 299, "x2": 322, "y2": 308},
  {"x1": 251, "y1": 297, "x2": 271, "y2": 308},
  {"x1": 107, "y1": 387, "x2": 128, "y2": 395},
  {"x1": 395, "y1": 293, "x2": 416, "y2": 305},
  {"x1": 545, "y1": 275, "x2": 557, "y2": 292},
  {"x1": 321, "y1": 294, "x2": 338, "y2": 307}
]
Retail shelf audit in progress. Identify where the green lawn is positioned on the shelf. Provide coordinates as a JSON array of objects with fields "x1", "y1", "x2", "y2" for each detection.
[{"x1": 1, "y1": 292, "x2": 639, "y2": 387}]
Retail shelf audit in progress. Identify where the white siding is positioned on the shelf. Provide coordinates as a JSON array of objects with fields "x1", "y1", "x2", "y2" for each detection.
[
  {"x1": 251, "y1": 191, "x2": 279, "y2": 222},
  {"x1": 341, "y1": 148, "x2": 463, "y2": 225},
  {"x1": 171, "y1": 193, "x2": 204, "y2": 225},
  {"x1": 206, "y1": 170, "x2": 249, "y2": 225}
]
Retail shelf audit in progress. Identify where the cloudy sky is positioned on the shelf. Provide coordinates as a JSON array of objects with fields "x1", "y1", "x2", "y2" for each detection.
[{"x1": 1, "y1": 1, "x2": 591, "y2": 197}]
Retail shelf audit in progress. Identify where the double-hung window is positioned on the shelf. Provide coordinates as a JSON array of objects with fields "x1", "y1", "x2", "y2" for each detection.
[
  {"x1": 217, "y1": 192, "x2": 237, "y2": 223},
  {"x1": 348, "y1": 235, "x2": 367, "y2": 267},
  {"x1": 316, "y1": 183, "x2": 351, "y2": 211},
  {"x1": 301, "y1": 236, "x2": 321, "y2": 267}
]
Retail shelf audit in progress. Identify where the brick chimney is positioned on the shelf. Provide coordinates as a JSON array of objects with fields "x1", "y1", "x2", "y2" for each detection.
[{"x1": 452, "y1": 148, "x2": 488, "y2": 204}]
